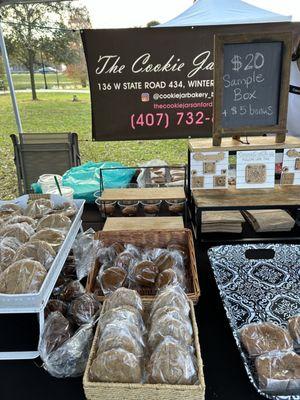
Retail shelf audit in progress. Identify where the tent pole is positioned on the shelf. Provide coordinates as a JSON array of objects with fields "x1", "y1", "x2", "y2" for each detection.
[{"x1": 0, "y1": 19, "x2": 23, "y2": 135}]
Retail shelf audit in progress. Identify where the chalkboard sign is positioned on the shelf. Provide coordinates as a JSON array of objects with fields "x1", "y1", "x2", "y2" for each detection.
[{"x1": 213, "y1": 33, "x2": 292, "y2": 146}]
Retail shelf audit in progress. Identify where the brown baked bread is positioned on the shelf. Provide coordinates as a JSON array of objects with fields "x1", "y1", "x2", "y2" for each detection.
[
  {"x1": 0, "y1": 259, "x2": 47, "y2": 294},
  {"x1": 156, "y1": 269, "x2": 178, "y2": 288},
  {"x1": 110, "y1": 242, "x2": 125, "y2": 255},
  {"x1": 24, "y1": 199, "x2": 53, "y2": 219},
  {"x1": 255, "y1": 351, "x2": 300, "y2": 391},
  {"x1": 106, "y1": 288, "x2": 143, "y2": 312},
  {"x1": 288, "y1": 315, "x2": 300, "y2": 345},
  {"x1": 69, "y1": 293, "x2": 100, "y2": 325},
  {"x1": 45, "y1": 299, "x2": 68, "y2": 319},
  {"x1": 100, "y1": 266, "x2": 127, "y2": 293},
  {"x1": 14, "y1": 240, "x2": 56, "y2": 270},
  {"x1": 147, "y1": 337, "x2": 197, "y2": 385},
  {"x1": 39, "y1": 311, "x2": 72, "y2": 355},
  {"x1": 89, "y1": 348, "x2": 142, "y2": 383},
  {"x1": 0, "y1": 223, "x2": 34, "y2": 243},
  {"x1": 30, "y1": 229, "x2": 65, "y2": 252},
  {"x1": 0, "y1": 245, "x2": 15, "y2": 273},
  {"x1": 240, "y1": 322, "x2": 293, "y2": 356},
  {"x1": 133, "y1": 260, "x2": 158, "y2": 287},
  {"x1": 148, "y1": 314, "x2": 193, "y2": 349},
  {"x1": 36, "y1": 214, "x2": 71, "y2": 232},
  {"x1": 153, "y1": 250, "x2": 176, "y2": 272},
  {"x1": 0, "y1": 203, "x2": 22, "y2": 220}
]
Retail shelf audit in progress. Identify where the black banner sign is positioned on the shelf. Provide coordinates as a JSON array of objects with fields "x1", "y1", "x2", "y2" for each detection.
[{"x1": 81, "y1": 27, "x2": 216, "y2": 141}]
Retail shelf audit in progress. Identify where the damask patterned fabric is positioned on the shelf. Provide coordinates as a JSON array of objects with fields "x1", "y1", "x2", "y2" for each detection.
[{"x1": 208, "y1": 244, "x2": 300, "y2": 400}]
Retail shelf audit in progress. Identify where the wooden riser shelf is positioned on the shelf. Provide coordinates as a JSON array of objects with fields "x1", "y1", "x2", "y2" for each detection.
[{"x1": 100, "y1": 187, "x2": 186, "y2": 202}]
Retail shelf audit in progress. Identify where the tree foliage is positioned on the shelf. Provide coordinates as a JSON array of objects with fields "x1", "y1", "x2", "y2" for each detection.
[
  {"x1": 1, "y1": 2, "x2": 91, "y2": 100},
  {"x1": 146, "y1": 20, "x2": 160, "y2": 27}
]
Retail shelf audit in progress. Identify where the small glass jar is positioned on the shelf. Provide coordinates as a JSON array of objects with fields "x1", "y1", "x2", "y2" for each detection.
[
  {"x1": 118, "y1": 200, "x2": 139, "y2": 216},
  {"x1": 140, "y1": 200, "x2": 162, "y2": 216}
]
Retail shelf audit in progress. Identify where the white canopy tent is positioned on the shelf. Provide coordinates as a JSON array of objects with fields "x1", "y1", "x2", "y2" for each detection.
[{"x1": 159, "y1": 0, "x2": 292, "y2": 27}]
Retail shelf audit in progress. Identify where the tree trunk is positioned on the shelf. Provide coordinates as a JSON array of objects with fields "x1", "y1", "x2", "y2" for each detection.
[{"x1": 28, "y1": 50, "x2": 37, "y2": 101}]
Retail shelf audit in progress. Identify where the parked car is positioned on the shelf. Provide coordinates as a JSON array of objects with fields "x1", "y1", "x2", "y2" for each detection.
[{"x1": 37, "y1": 67, "x2": 58, "y2": 73}]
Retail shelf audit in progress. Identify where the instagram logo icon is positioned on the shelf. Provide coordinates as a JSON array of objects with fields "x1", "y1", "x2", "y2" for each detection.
[{"x1": 141, "y1": 93, "x2": 150, "y2": 102}]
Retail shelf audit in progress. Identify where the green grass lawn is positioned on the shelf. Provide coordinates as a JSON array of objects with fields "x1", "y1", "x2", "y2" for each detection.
[
  {"x1": 0, "y1": 91, "x2": 188, "y2": 199},
  {"x1": 1, "y1": 72, "x2": 86, "y2": 91}
]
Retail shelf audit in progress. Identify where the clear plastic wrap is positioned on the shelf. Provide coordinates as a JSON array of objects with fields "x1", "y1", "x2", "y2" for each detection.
[
  {"x1": 42, "y1": 322, "x2": 94, "y2": 378},
  {"x1": 114, "y1": 251, "x2": 136, "y2": 271},
  {"x1": 97, "y1": 244, "x2": 118, "y2": 265},
  {"x1": 89, "y1": 348, "x2": 142, "y2": 383},
  {"x1": 151, "y1": 306, "x2": 190, "y2": 328},
  {"x1": 131, "y1": 260, "x2": 158, "y2": 287},
  {"x1": 147, "y1": 337, "x2": 198, "y2": 385},
  {"x1": 100, "y1": 305, "x2": 146, "y2": 334},
  {"x1": 24, "y1": 198, "x2": 53, "y2": 219},
  {"x1": 0, "y1": 259, "x2": 47, "y2": 294},
  {"x1": 0, "y1": 203, "x2": 22, "y2": 220},
  {"x1": 59, "y1": 280, "x2": 85, "y2": 302},
  {"x1": 69, "y1": 293, "x2": 100, "y2": 326},
  {"x1": 0, "y1": 243, "x2": 16, "y2": 273},
  {"x1": 51, "y1": 202, "x2": 77, "y2": 218},
  {"x1": 98, "y1": 265, "x2": 127, "y2": 295},
  {"x1": 105, "y1": 288, "x2": 143, "y2": 313},
  {"x1": 156, "y1": 269, "x2": 178, "y2": 288},
  {"x1": 0, "y1": 236, "x2": 21, "y2": 251},
  {"x1": 14, "y1": 240, "x2": 56, "y2": 270},
  {"x1": 0, "y1": 222, "x2": 35, "y2": 243},
  {"x1": 98, "y1": 322, "x2": 145, "y2": 357},
  {"x1": 255, "y1": 351, "x2": 300, "y2": 393},
  {"x1": 39, "y1": 311, "x2": 72, "y2": 357},
  {"x1": 72, "y1": 228, "x2": 98, "y2": 281},
  {"x1": 45, "y1": 299, "x2": 68, "y2": 319},
  {"x1": 239, "y1": 322, "x2": 293, "y2": 357},
  {"x1": 36, "y1": 214, "x2": 71, "y2": 232},
  {"x1": 7, "y1": 215, "x2": 37, "y2": 227},
  {"x1": 148, "y1": 313, "x2": 193, "y2": 350},
  {"x1": 30, "y1": 228, "x2": 65, "y2": 252},
  {"x1": 288, "y1": 315, "x2": 300, "y2": 347},
  {"x1": 150, "y1": 285, "x2": 191, "y2": 318}
]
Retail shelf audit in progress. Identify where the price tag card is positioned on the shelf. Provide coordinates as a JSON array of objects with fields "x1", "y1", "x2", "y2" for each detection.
[
  {"x1": 236, "y1": 150, "x2": 275, "y2": 189},
  {"x1": 281, "y1": 148, "x2": 300, "y2": 186},
  {"x1": 190, "y1": 151, "x2": 228, "y2": 189}
]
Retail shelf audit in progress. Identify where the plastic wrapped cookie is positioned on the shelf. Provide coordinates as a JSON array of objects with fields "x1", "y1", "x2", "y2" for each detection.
[
  {"x1": 36, "y1": 214, "x2": 71, "y2": 232},
  {"x1": 24, "y1": 198, "x2": 53, "y2": 219},
  {"x1": 0, "y1": 236, "x2": 21, "y2": 252},
  {"x1": 148, "y1": 313, "x2": 193, "y2": 349},
  {"x1": 150, "y1": 306, "x2": 191, "y2": 330},
  {"x1": 240, "y1": 322, "x2": 293, "y2": 357},
  {"x1": 288, "y1": 315, "x2": 300, "y2": 347},
  {"x1": 59, "y1": 280, "x2": 85, "y2": 302},
  {"x1": 0, "y1": 222, "x2": 35, "y2": 243},
  {"x1": 69, "y1": 293, "x2": 100, "y2": 326},
  {"x1": 0, "y1": 203, "x2": 22, "y2": 220},
  {"x1": 14, "y1": 240, "x2": 56, "y2": 270},
  {"x1": 0, "y1": 259, "x2": 47, "y2": 294},
  {"x1": 98, "y1": 265, "x2": 127, "y2": 295},
  {"x1": 89, "y1": 348, "x2": 142, "y2": 383},
  {"x1": 0, "y1": 243, "x2": 16, "y2": 273},
  {"x1": 147, "y1": 337, "x2": 198, "y2": 385},
  {"x1": 255, "y1": 351, "x2": 300, "y2": 392},
  {"x1": 99, "y1": 305, "x2": 145, "y2": 334},
  {"x1": 45, "y1": 299, "x2": 68, "y2": 319},
  {"x1": 150, "y1": 285, "x2": 190, "y2": 319},
  {"x1": 132, "y1": 260, "x2": 158, "y2": 287},
  {"x1": 105, "y1": 288, "x2": 143, "y2": 313},
  {"x1": 7, "y1": 215, "x2": 36, "y2": 228},
  {"x1": 156, "y1": 269, "x2": 178, "y2": 289},
  {"x1": 30, "y1": 228, "x2": 65, "y2": 252},
  {"x1": 98, "y1": 322, "x2": 145, "y2": 358}
]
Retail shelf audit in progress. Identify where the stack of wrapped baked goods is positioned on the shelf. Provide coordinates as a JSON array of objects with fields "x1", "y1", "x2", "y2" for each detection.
[
  {"x1": 89, "y1": 286, "x2": 199, "y2": 385},
  {"x1": 95, "y1": 242, "x2": 188, "y2": 296},
  {"x1": 202, "y1": 211, "x2": 245, "y2": 233},
  {"x1": 243, "y1": 209, "x2": 295, "y2": 232},
  {"x1": 240, "y1": 317, "x2": 300, "y2": 394},
  {"x1": 40, "y1": 279, "x2": 101, "y2": 378},
  {"x1": 0, "y1": 199, "x2": 76, "y2": 294}
]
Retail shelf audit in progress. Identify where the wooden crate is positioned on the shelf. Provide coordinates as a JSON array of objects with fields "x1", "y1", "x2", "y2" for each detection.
[
  {"x1": 86, "y1": 229, "x2": 200, "y2": 305},
  {"x1": 103, "y1": 217, "x2": 184, "y2": 231},
  {"x1": 83, "y1": 300, "x2": 205, "y2": 400}
]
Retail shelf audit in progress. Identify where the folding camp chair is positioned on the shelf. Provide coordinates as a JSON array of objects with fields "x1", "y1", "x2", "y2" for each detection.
[{"x1": 11, "y1": 132, "x2": 81, "y2": 195}]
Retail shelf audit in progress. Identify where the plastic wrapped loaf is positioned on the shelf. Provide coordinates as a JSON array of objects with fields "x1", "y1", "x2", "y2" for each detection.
[
  {"x1": 42, "y1": 322, "x2": 94, "y2": 378},
  {"x1": 255, "y1": 351, "x2": 300, "y2": 393},
  {"x1": 239, "y1": 322, "x2": 293, "y2": 357}
]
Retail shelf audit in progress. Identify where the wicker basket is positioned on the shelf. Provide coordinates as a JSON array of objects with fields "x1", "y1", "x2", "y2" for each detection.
[
  {"x1": 86, "y1": 229, "x2": 200, "y2": 304},
  {"x1": 83, "y1": 300, "x2": 205, "y2": 400}
]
